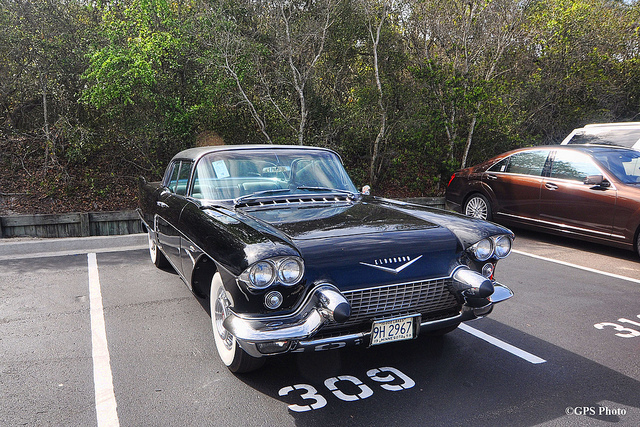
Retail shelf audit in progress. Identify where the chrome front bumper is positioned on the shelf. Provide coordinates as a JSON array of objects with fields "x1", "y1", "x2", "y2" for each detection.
[{"x1": 223, "y1": 271, "x2": 513, "y2": 358}]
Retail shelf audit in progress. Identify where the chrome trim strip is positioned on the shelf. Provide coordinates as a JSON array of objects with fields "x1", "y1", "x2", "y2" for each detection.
[{"x1": 498, "y1": 212, "x2": 625, "y2": 240}]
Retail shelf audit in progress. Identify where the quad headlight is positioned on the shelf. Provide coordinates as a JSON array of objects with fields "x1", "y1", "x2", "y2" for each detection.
[
  {"x1": 471, "y1": 238, "x2": 494, "y2": 261},
  {"x1": 493, "y1": 235, "x2": 512, "y2": 258},
  {"x1": 277, "y1": 257, "x2": 304, "y2": 285},
  {"x1": 469, "y1": 235, "x2": 512, "y2": 261},
  {"x1": 248, "y1": 261, "x2": 276, "y2": 289},
  {"x1": 241, "y1": 256, "x2": 305, "y2": 290}
]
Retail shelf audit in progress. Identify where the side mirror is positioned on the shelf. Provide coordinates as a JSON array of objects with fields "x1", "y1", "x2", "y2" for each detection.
[
  {"x1": 584, "y1": 175, "x2": 610, "y2": 187},
  {"x1": 361, "y1": 185, "x2": 371, "y2": 195}
]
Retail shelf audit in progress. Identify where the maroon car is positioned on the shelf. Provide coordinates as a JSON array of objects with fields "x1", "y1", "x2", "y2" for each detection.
[{"x1": 446, "y1": 145, "x2": 640, "y2": 256}]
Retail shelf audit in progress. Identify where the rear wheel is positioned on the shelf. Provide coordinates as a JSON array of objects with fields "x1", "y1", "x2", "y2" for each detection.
[
  {"x1": 635, "y1": 231, "x2": 640, "y2": 258},
  {"x1": 464, "y1": 194, "x2": 492, "y2": 221},
  {"x1": 210, "y1": 273, "x2": 265, "y2": 373},
  {"x1": 148, "y1": 230, "x2": 169, "y2": 268}
]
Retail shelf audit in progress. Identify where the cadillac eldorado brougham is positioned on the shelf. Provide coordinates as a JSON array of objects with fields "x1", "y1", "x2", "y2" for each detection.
[{"x1": 138, "y1": 145, "x2": 514, "y2": 372}]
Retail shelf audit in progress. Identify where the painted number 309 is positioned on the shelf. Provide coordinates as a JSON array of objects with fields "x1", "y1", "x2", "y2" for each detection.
[
  {"x1": 594, "y1": 314, "x2": 640, "y2": 338},
  {"x1": 278, "y1": 366, "x2": 414, "y2": 412}
]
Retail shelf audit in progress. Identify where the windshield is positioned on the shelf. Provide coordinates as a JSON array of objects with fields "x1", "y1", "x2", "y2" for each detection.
[
  {"x1": 191, "y1": 149, "x2": 357, "y2": 201},
  {"x1": 591, "y1": 150, "x2": 640, "y2": 184}
]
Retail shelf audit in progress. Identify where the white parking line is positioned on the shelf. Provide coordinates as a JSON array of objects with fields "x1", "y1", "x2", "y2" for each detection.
[
  {"x1": 88, "y1": 253, "x2": 120, "y2": 427},
  {"x1": 513, "y1": 249, "x2": 640, "y2": 284},
  {"x1": 459, "y1": 323, "x2": 547, "y2": 364}
]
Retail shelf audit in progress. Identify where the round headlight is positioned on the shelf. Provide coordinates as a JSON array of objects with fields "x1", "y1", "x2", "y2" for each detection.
[
  {"x1": 494, "y1": 235, "x2": 512, "y2": 258},
  {"x1": 277, "y1": 258, "x2": 304, "y2": 285},
  {"x1": 249, "y1": 261, "x2": 275, "y2": 289},
  {"x1": 472, "y1": 238, "x2": 494, "y2": 261}
]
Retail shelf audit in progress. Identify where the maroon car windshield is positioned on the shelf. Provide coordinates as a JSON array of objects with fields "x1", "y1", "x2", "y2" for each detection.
[{"x1": 591, "y1": 149, "x2": 640, "y2": 184}]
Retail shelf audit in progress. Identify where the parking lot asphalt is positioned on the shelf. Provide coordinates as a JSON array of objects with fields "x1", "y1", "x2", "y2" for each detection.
[{"x1": 1, "y1": 230, "x2": 639, "y2": 426}]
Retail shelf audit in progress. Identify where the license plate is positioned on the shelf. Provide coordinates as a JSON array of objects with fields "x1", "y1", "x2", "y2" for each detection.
[{"x1": 370, "y1": 315, "x2": 420, "y2": 346}]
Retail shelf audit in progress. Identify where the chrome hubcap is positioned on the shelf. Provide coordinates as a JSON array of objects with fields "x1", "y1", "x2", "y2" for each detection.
[
  {"x1": 466, "y1": 198, "x2": 487, "y2": 219},
  {"x1": 148, "y1": 234, "x2": 157, "y2": 259},
  {"x1": 214, "y1": 290, "x2": 234, "y2": 351}
]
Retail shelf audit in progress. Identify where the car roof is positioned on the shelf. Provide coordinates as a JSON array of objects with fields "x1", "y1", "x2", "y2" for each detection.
[
  {"x1": 170, "y1": 144, "x2": 340, "y2": 163},
  {"x1": 492, "y1": 144, "x2": 638, "y2": 162},
  {"x1": 561, "y1": 122, "x2": 640, "y2": 148},
  {"x1": 516, "y1": 144, "x2": 638, "y2": 154}
]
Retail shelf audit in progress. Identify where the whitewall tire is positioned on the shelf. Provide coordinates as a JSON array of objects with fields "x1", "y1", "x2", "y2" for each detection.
[
  {"x1": 210, "y1": 273, "x2": 265, "y2": 373},
  {"x1": 148, "y1": 230, "x2": 169, "y2": 268}
]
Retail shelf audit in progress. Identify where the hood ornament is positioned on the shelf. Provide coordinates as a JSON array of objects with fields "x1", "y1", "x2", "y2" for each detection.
[{"x1": 360, "y1": 255, "x2": 423, "y2": 275}]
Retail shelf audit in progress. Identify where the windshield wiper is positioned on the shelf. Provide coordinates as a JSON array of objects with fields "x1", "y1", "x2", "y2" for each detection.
[
  {"x1": 296, "y1": 186, "x2": 357, "y2": 199},
  {"x1": 234, "y1": 188, "x2": 292, "y2": 205}
]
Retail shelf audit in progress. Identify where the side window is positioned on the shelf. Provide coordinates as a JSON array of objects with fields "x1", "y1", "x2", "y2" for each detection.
[
  {"x1": 497, "y1": 150, "x2": 550, "y2": 176},
  {"x1": 166, "y1": 162, "x2": 180, "y2": 193},
  {"x1": 550, "y1": 151, "x2": 601, "y2": 182},
  {"x1": 164, "y1": 161, "x2": 193, "y2": 195},
  {"x1": 175, "y1": 161, "x2": 193, "y2": 195},
  {"x1": 191, "y1": 168, "x2": 202, "y2": 198},
  {"x1": 488, "y1": 158, "x2": 509, "y2": 172}
]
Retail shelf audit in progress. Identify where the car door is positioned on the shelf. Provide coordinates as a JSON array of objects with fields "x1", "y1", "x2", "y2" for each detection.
[
  {"x1": 484, "y1": 149, "x2": 550, "y2": 222},
  {"x1": 539, "y1": 150, "x2": 617, "y2": 237},
  {"x1": 157, "y1": 160, "x2": 192, "y2": 271}
]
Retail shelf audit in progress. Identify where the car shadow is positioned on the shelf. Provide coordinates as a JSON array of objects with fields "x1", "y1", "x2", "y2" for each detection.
[
  {"x1": 511, "y1": 226, "x2": 638, "y2": 262},
  {"x1": 231, "y1": 320, "x2": 639, "y2": 426}
]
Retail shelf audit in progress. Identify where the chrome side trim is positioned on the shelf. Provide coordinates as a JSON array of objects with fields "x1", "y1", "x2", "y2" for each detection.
[{"x1": 498, "y1": 212, "x2": 625, "y2": 240}]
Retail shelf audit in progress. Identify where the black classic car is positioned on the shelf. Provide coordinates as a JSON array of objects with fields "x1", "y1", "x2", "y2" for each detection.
[{"x1": 138, "y1": 145, "x2": 514, "y2": 373}]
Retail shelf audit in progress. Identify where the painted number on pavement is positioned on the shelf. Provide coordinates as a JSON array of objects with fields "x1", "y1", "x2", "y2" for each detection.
[
  {"x1": 278, "y1": 366, "x2": 414, "y2": 412},
  {"x1": 594, "y1": 314, "x2": 640, "y2": 338}
]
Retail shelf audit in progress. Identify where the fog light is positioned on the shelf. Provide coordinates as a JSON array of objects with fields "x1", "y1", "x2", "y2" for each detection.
[
  {"x1": 264, "y1": 291, "x2": 283, "y2": 309},
  {"x1": 482, "y1": 263, "x2": 495, "y2": 279},
  {"x1": 256, "y1": 341, "x2": 290, "y2": 354}
]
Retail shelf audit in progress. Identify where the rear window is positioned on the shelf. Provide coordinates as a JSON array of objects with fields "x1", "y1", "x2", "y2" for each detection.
[{"x1": 488, "y1": 150, "x2": 550, "y2": 176}]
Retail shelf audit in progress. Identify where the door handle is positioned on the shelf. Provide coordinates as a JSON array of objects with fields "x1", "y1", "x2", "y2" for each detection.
[
  {"x1": 157, "y1": 201, "x2": 169, "y2": 208},
  {"x1": 544, "y1": 183, "x2": 558, "y2": 190},
  {"x1": 486, "y1": 174, "x2": 498, "y2": 180}
]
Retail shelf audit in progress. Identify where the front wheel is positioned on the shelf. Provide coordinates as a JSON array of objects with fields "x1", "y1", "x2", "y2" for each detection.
[
  {"x1": 210, "y1": 273, "x2": 265, "y2": 373},
  {"x1": 464, "y1": 194, "x2": 492, "y2": 221}
]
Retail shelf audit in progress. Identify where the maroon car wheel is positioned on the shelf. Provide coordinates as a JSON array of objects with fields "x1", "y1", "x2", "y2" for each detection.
[{"x1": 464, "y1": 194, "x2": 492, "y2": 221}]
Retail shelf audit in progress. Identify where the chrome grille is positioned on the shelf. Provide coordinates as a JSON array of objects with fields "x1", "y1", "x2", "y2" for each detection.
[{"x1": 323, "y1": 277, "x2": 460, "y2": 331}]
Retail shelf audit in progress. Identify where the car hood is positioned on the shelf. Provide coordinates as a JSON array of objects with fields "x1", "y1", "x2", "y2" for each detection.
[
  {"x1": 245, "y1": 199, "x2": 438, "y2": 240},
  {"x1": 242, "y1": 199, "x2": 461, "y2": 287}
]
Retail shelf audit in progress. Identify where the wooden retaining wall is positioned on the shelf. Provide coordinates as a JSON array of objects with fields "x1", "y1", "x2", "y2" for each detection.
[
  {"x1": 0, "y1": 210, "x2": 144, "y2": 238},
  {"x1": 0, "y1": 197, "x2": 446, "y2": 238}
]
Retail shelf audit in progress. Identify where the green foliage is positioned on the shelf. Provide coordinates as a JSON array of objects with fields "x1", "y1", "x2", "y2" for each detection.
[{"x1": 2, "y1": 0, "x2": 640, "y2": 202}]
